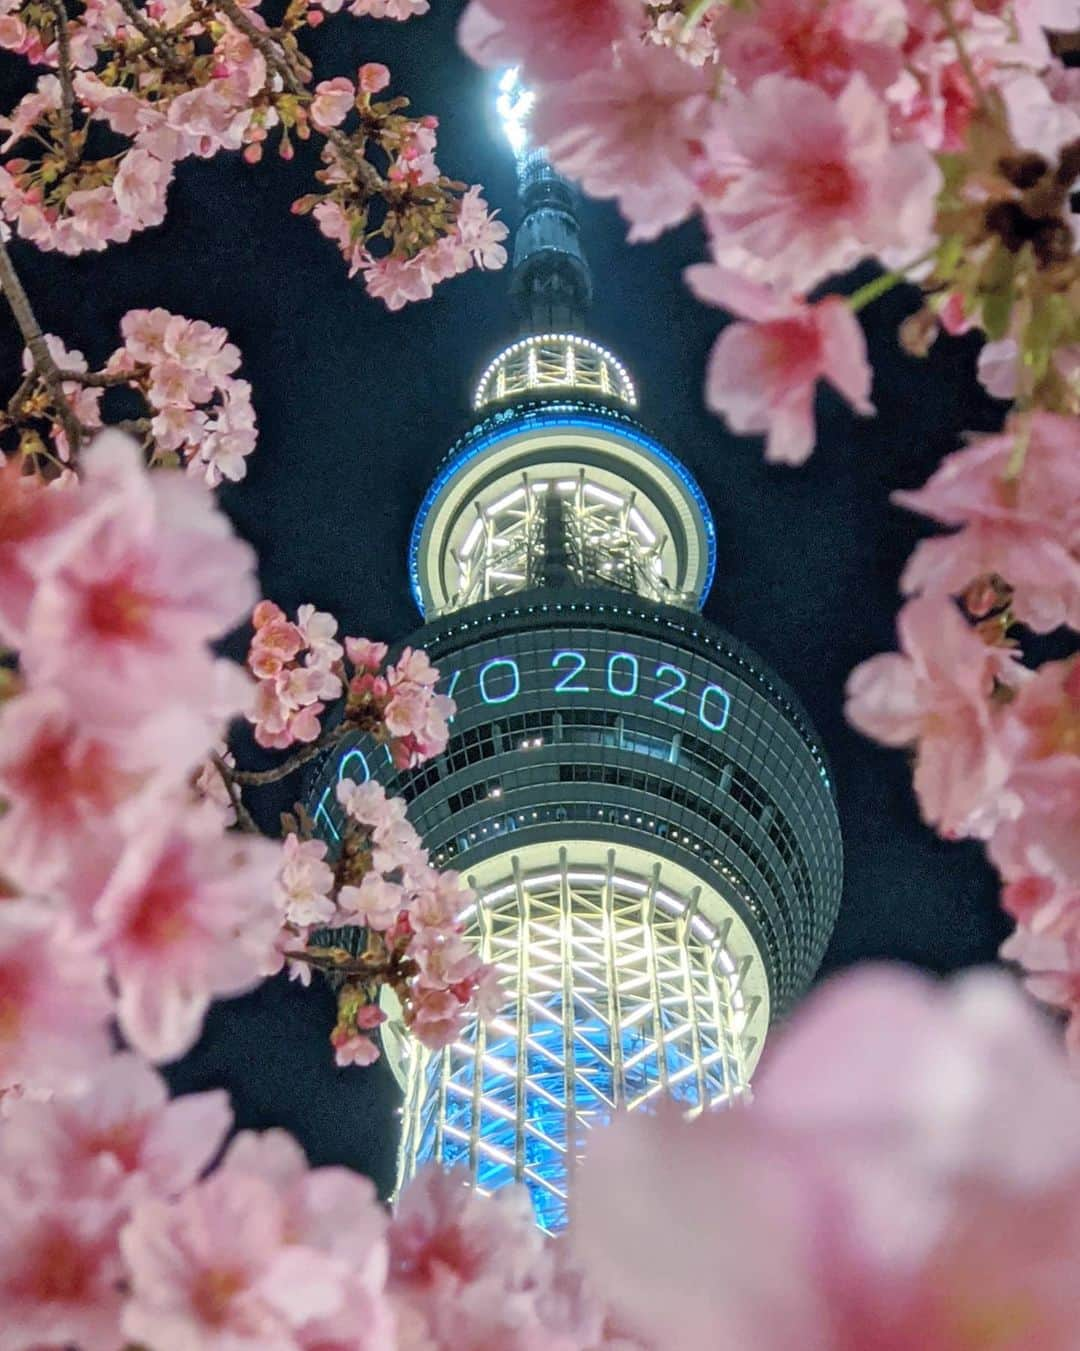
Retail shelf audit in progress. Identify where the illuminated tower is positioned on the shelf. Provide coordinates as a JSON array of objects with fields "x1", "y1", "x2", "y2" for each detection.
[{"x1": 307, "y1": 75, "x2": 843, "y2": 1232}]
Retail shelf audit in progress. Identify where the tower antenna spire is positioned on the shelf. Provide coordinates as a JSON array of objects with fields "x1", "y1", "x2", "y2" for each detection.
[{"x1": 496, "y1": 69, "x2": 593, "y2": 334}]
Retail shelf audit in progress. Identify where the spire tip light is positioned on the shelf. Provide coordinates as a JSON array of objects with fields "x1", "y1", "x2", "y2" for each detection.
[{"x1": 496, "y1": 68, "x2": 535, "y2": 157}]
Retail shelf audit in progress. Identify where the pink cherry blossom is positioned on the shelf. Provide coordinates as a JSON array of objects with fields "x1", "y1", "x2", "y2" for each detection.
[
  {"x1": 845, "y1": 596, "x2": 1018, "y2": 838},
  {"x1": 21, "y1": 431, "x2": 258, "y2": 732},
  {"x1": 93, "y1": 815, "x2": 283, "y2": 1061},
  {"x1": 572, "y1": 965, "x2": 1080, "y2": 1351},
  {"x1": 310, "y1": 77, "x2": 355, "y2": 132},
  {"x1": 893, "y1": 413, "x2": 1080, "y2": 633},
  {"x1": 346, "y1": 635, "x2": 389, "y2": 671},
  {"x1": 0, "y1": 1187, "x2": 127, "y2": 1351},
  {"x1": 687, "y1": 266, "x2": 874, "y2": 464},
  {"x1": 1, "y1": 1052, "x2": 231, "y2": 1199},
  {"x1": 713, "y1": 0, "x2": 906, "y2": 97},
  {"x1": 407, "y1": 987, "x2": 465, "y2": 1050},
  {"x1": 332, "y1": 1032, "x2": 381, "y2": 1067},
  {"x1": 121, "y1": 1170, "x2": 341, "y2": 1350},
  {"x1": 339, "y1": 873, "x2": 404, "y2": 931},
  {"x1": 453, "y1": 185, "x2": 509, "y2": 270},
  {"x1": 0, "y1": 454, "x2": 78, "y2": 645},
  {"x1": 707, "y1": 74, "x2": 942, "y2": 292},
  {"x1": 358, "y1": 62, "x2": 391, "y2": 93},
  {"x1": 276, "y1": 834, "x2": 336, "y2": 927},
  {"x1": 0, "y1": 902, "x2": 113, "y2": 1094},
  {"x1": 531, "y1": 40, "x2": 716, "y2": 243},
  {"x1": 458, "y1": 0, "x2": 638, "y2": 82},
  {"x1": 361, "y1": 252, "x2": 436, "y2": 310}
]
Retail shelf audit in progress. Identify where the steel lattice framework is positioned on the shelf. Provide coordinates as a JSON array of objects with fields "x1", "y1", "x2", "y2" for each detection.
[
  {"x1": 395, "y1": 850, "x2": 751, "y2": 1233},
  {"x1": 453, "y1": 470, "x2": 686, "y2": 610}
]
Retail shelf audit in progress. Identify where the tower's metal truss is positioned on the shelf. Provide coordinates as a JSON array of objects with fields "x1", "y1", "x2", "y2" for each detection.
[
  {"x1": 474, "y1": 334, "x2": 637, "y2": 410},
  {"x1": 396, "y1": 850, "x2": 752, "y2": 1233},
  {"x1": 451, "y1": 471, "x2": 688, "y2": 610}
]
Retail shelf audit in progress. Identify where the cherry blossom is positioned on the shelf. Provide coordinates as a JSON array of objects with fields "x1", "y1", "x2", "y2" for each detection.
[
  {"x1": 532, "y1": 40, "x2": 717, "y2": 243},
  {"x1": 706, "y1": 75, "x2": 942, "y2": 292},
  {"x1": 247, "y1": 601, "x2": 344, "y2": 749},
  {"x1": 277, "y1": 834, "x2": 336, "y2": 927},
  {"x1": 845, "y1": 596, "x2": 1019, "y2": 838},
  {"x1": 310, "y1": 77, "x2": 357, "y2": 132},
  {"x1": 571, "y1": 965, "x2": 1080, "y2": 1351},
  {"x1": 894, "y1": 413, "x2": 1080, "y2": 634},
  {"x1": 0, "y1": 1186, "x2": 127, "y2": 1351},
  {"x1": 20, "y1": 431, "x2": 257, "y2": 730},
  {"x1": 1, "y1": 1052, "x2": 231, "y2": 1199},
  {"x1": 458, "y1": 0, "x2": 640, "y2": 83},
  {"x1": 0, "y1": 902, "x2": 113, "y2": 1094},
  {"x1": 0, "y1": 455, "x2": 77, "y2": 645},
  {"x1": 713, "y1": 0, "x2": 906, "y2": 97},
  {"x1": 687, "y1": 266, "x2": 874, "y2": 464},
  {"x1": 93, "y1": 814, "x2": 284, "y2": 1061}
]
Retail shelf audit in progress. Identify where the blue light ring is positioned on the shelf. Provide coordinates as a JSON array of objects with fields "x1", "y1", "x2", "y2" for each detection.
[{"x1": 408, "y1": 409, "x2": 718, "y2": 614}]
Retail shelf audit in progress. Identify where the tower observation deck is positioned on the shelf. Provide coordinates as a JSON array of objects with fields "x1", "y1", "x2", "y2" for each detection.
[{"x1": 307, "y1": 74, "x2": 843, "y2": 1232}]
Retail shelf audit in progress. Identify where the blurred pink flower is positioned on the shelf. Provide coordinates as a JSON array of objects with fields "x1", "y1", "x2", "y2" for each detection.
[
  {"x1": 1, "y1": 1052, "x2": 231, "y2": 1199},
  {"x1": 687, "y1": 266, "x2": 874, "y2": 464},
  {"x1": 0, "y1": 455, "x2": 77, "y2": 645},
  {"x1": 894, "y1": 413, "x2": 1080, "y2": 633},
  {"x1": 572, "y1": 965, "x2": 1080, "y2": 1351},
  {"x1": 458, "y1": 0, "x2": 637, "y2": 82},
  {"x1": 845, "y1": 596, "x2": 1017, "y2": 837},
  {"x1": 0, "y1": 903, "x2": 113, "y2": 1095},
  {"x1": 532, "y1": 41, "x2": 716, "y2": 242},
  {"x1": 708, "y1": 74, "x2": 941, "y2": 292},
  {"x1": 0, "y1": 1188, "x2": 127, "y2": 1351},
  {"x1": 21, "y1": 431, "x2": 257, "y2": 731},
  {"x1": 714, "y1": 0, "x2": 905, "y2": 96},
  {"x1": 93, "y1": 817, "x2": 283, "y2": 1061}
]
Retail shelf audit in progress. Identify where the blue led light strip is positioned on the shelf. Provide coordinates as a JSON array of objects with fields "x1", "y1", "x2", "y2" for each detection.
[{"x1": 408, "y1": 408, "x2": 718, "y2": 615}]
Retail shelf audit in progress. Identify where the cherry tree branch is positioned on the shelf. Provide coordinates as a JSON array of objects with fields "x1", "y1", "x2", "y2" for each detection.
[
  {"x1": 0, "y1": 237, "x2": 84, "y2": 455},
  {"x1": 229, "y1": 723, "x2": 350, "y2": 786},
  {"x1": 210, "y1": 751, "x2": 260, "y2": 833},
  {"x1": 116, "y1": 0, "x2": 187, "y2": 68},
  {"x1": 47, "y1": 0, "x2": 77, "y2": 165},
  {"x1": 211, "y1": 0, "x2": 386, "y2": 196}
]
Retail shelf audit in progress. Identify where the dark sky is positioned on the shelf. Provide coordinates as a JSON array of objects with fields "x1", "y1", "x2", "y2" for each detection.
[{"x1": 1, "y1": 2, "x2": 1016, "y2": 1194}]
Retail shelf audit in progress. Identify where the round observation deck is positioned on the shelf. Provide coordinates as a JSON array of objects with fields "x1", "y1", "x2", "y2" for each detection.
[{"x1": 409, "y1": 401, "x2": 717, "y2": 618}]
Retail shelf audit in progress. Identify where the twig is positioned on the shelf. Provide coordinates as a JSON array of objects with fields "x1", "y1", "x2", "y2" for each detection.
[
  {"x1": 211, "y1": 751, "x2": 260, "y2": 833},
  {"x1": 116, "y1": 0, "x2": 185, "y2": 65},
  {"x1": 47, "y1": 0, "x2": 77, "y2": 165},
  {"x1": 230, "y1": 723, "x2": 350, "y2": 786},
  {"x1": 56, "y1": 368, "x2": 132, "y2": 388},
  {"x1": 847, "y1": 247, "x2": 939, "y2": 313},
  {"x1": 0, "y1": 237, "x2": 84, "y2": 455},
  {"x1": 211, "y1": 0, "x2": 385, "y2": 196}
]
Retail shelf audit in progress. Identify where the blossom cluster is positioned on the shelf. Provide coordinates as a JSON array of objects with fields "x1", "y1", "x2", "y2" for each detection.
[
  {"x1": 292, "y1": 67, "x2": 508, "y2": 309},
  {"x1": 460, "y1": 0, "x2": 1080, "y2": 451},
  {"x1": 0, "y1": 430, "x2": 285, "y2": 1083},
  {"x1": 0, "y1": 0, "x2": 502, "y2": 306},
  {"x1": 7, "y1": 964, "x2": 1080, "y2": 1347},
  {"x1": 4, "y1": 308, "x2": 259, "y2": 485},
  {"x1": 846, "y1": 411, "x2": 1080, "y2": 1041},
  {"x1": 247, "y1": 600, "x2": 344, "y2": 749}
]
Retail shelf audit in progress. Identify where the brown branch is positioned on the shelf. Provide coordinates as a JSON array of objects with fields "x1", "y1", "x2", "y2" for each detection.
[
  {"x1": 0, "y1": 238, "x2": 83, "y2": 456},
  {"x1": 211, "y1": 750, "x2": 260, "y2": 833},
  {"x1": 115, "y1": 0, "x2": 187, "y2": 67},
  {"x1": 211, "y1": 0, "x2": 385, "y2": 196},
  {"x1": 231, "y1": 723, "x2": 350, "y2": 786},
  {"x1": 283, "y1": 948, "x2": 387, "y2": 980},
  {"x1": 47, "y1": 0, "x2": 77, "y2": 165},
  {"x1": 56, "y1": 368, "x2": 132, "y2": 388}
]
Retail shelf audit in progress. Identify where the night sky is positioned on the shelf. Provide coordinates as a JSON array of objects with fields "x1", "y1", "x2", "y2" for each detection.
[{"x1": 1, "y1": 2, "x2": 1016, "y2": 1195}]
